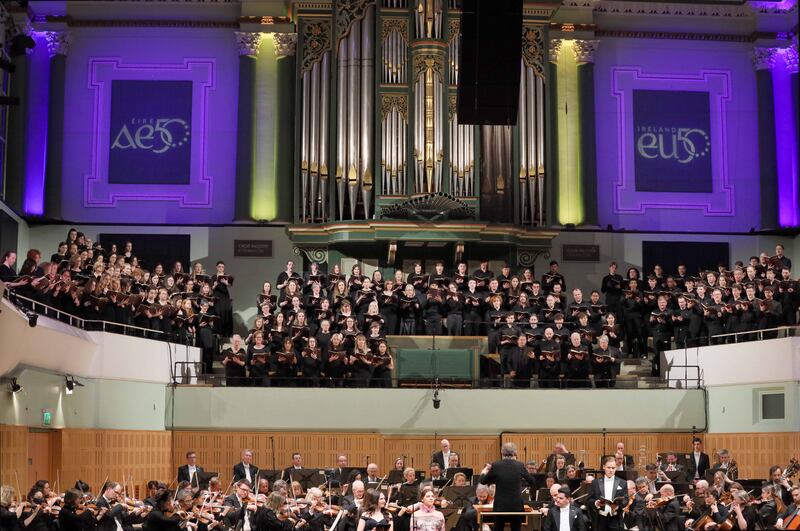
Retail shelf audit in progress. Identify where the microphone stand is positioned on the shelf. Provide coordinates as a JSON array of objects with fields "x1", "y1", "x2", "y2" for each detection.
[{"x1": 270, "y1": 436, "x2": 277, "y2": 476}]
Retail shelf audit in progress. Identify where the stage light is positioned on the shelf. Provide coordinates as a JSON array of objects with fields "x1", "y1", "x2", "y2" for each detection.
[
  {"x1": 432, "y1": 378, "x2": 441, "y2": 409},
  {"x1": 65, "y1": 376, "x2": 83, "y2": 395},
  {"x1": 9, "y1": 378, "x2": 23, "y2": 394},
  {"x1": 27, "y1": 311, "x2": 38, "y2": 327}
]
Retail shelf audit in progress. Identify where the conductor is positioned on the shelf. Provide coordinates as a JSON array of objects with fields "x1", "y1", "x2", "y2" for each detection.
[{"x1": 478, "y1": 442, "x2": 538, "y2": 531}]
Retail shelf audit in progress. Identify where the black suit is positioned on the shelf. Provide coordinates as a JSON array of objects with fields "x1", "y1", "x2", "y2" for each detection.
[
  {"x1": 656, "y1": 498, "x2": 683, "y2": 531},
  {"x1": 686, "y1": 452, "x2": 710, "y2": 480},
  {"x1": 587, "y1": 476, "x2": 628, "y2": 530},
  {"x1": 177, "y1": 464, "x2": 204, "y2": 487},
  {"x1": 224, "y1": 494, "x2": 256, "y2": 531},
  {"x1": 233, "y1": 462, "x2": 260, "y2": 483},
  {"x1": 479, "y1": 458, "x2": 538, "y2": 531},
  {"x1": 543, "y1": 505, "x2": 586, "y2": 531},
  {"x1": 96, "y1": 496, "x2": 131, "y2": 531},
  {"x1": 431, "y1": 450, "x2": 456, "y2": 470}
]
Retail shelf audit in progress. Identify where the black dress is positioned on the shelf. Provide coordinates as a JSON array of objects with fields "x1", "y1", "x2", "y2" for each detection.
[
  {"x1": 142, "y1": 509, "x2": 182, "y2": 531},
  {"x1": 0, "y1": 506, "x2": 20, "y2": 531},
  {"x1": 58, "y1": 506, "x2": 97, "y2": 531}
]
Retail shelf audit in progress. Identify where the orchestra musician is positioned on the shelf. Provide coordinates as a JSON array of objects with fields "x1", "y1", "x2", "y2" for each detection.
[
  {"x1": 589, "y1": 457, "x2": 628, "y2": 531},
  {"x1": 644, "y1": 484, "x2": 681, "y2": 531},
  {"x1": 177, "y1": 450, "x2": 204, "y2": 488},
  {"x1": 234, "y1": 451, "x2": 261, "y2": 484},
  {"x1": 776, "y1": 486, "x2": 800, "y2": 529},
  {"x1": 543, "y1": 487, "x2": 586, "y2": 531},
  {"x1": 224, "y1": 480, "x2": 259, "y2": 531},
  {"x1": 688, "y1": 438, "x2": 711, "y2": 482}
]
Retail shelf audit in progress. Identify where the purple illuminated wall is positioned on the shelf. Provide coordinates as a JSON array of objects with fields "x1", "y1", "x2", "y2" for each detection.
[
  {"x1": 61, "y1": 27, "x2": 238, "y2": 224},
  {"x1": 594, "y1": 39, "x2": 761, "y2": 232},
  {"x1": 22, "y1": 33, "x2": 51, "y2": 216}
]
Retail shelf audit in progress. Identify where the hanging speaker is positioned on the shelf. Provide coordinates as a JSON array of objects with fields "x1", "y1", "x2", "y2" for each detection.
[{"x1": 456, "y1": 0, "x2": 522, "y2": 125}]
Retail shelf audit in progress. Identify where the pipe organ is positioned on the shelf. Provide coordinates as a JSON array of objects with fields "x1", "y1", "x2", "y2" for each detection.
[{"x1": 294, "y1": 1, "x2": 550, "y2": 226}]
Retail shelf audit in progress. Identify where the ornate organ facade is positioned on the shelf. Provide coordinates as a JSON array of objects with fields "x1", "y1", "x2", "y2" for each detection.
[{"x1": 294, "y1": 0, "x2": 552, "y2": 227}]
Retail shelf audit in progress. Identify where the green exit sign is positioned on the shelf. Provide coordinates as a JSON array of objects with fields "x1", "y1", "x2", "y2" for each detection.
[{"x1": 41, "y1": 409, "x2": 52, "y2": 427}]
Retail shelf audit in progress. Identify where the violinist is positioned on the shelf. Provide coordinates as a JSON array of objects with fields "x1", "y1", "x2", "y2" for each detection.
[
  {"x1": 144, "y1": 481, "x2": 163, "y2": 508},
  {"x1": 58, "y1": 489, "x2": 101, "y2": 531},
  {"x1": 623, "y1": 478, "x2": 648, "y2": 531},
  {"x1": 341, "y1": 481, "x2": 366, "y2": 531},
  {"x1": 755, "y1": 484, "x2": 778, "y2": 529},
  {"x1": 297, "y1": 488, "x2": 335, "y2": 531},
  {"x1": 684, "y1": 490, "x2": 729, "y2": 531},
  {"x1": 96, "y1": 482, "x2": 137, "y2": 531},
  {"x1": 254, "y1": 492, "x2": 296, "y2": 531},
  {"x1": 19, "y1": 488, "x2": 56, "y2": 531},
  {"x1": 356, "y1": 489, "x2": 393, "y2": 531},
  {"x1": 224, "y1": 480, "x2": 259, "y2": 531},
  {"x1": 1, "y1": 485, "x2": 25, "y2": 531},
  {"x1": 142, "y1": 489, "x2": 191, "y2": 531},
  {"x1": 453, "y1": 483, "x2": 490, "y2": 531},
  {"x1": 729, "y1": 490, "x2": 758, "y2": 531},
  {"x1": 776, "y1": 486, "x2": 800, "y2": 529},
  {"x1": 645, "y1": 484, "x2": 681, "y2": 531}
]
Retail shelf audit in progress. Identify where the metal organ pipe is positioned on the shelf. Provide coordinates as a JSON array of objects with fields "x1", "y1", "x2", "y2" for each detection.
[
  {"x1": 361, "y1": 5, "x2": 374, "y2": 219},
  {"x1": 336, "y1": 39, "x2": 347, "y2": 220}
]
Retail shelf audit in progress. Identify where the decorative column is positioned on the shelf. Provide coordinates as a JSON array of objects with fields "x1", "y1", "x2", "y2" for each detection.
[
  {"x1": 43, "y1": 30, "x2": 71, "y2": 219},
  {"x1": 753, "y1": 47, "x2": 778, "y2": 230},
  {"x1": 272, "y1": 33, "x2": 297, "y2": 223},
  {"x1": 547, "y1": 39, "x2": 561, "y2": 227},
  {"x1": 574, "y1": 39, "x2": 599, "y2": 227},
  {"x1": 4, "y1": 26, "x2": 33, "y2": 213},
  {"x1": 233, "y1": 31, "x2": 263, "y2": 221},
  {"x1": 785, "y1": 45, "x2": 799, "y2": 223}
]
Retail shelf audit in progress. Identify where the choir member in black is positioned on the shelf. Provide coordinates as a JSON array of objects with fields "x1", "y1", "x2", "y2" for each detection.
[
  {"x1": 0, "y1": 251, "x2": 21, "y2": 283},
  {"x1": 703, "y1": 288, "x2": 727, "y2": 345},
  {"x1": 278, "y1": 281, "x2": 302, "y2": 316},
  {"x1": 276, "y1": 260, "x2": 301, "y2": 291},
  {"x1": 592, "y1": 335, "x2": 618, "y2": 389},
  {"x1": 567, "y1": 288, "x2": 590, "y2": 324},
  {"x1": 371, "y1": 341, "x2": 393, "y2": 388},
  {"x1": 602, "y1": 262, "x2": 624, "y2": 318},
  {"x1": 223, "y1": 335, "x2": 248, "y2": 387},
  {"x1": 196, "y1": 299, "x2": 217, "y2": 374},
  {"x1": 354, "y1": 278, "x2": 376, "y2": 318},
  {"x1": 542, "y1": 260, "x2": 566, "y2": 294},
  {"x1": 0, "y1": 486, "x2": 24, "y2": 531},
  {"x1": 348, "y1": 264, "x2": 366, "y2": 296},
  {"x1": 485, "y1": 296, "x2": 506, "y2": 353},
  {"x1": 340, "y1": 316, "x2": 360, "y2": 351},
  {"x1": 672, "y1": 296, "x2": 692, "y2": 348},
  {"x1": 540, "y1": 294, "x2": 561, "y2": 324},
  {"x1": 602, "y1": 313, "x2": 623, "y2": 351},
  {"x1": 649, "y1": 296, "x2": 673, "y2": 376},
  {"x1": 550, "y1": 315, "x2": 572, "y2": 354},
  {"x1": 537, "y1": 328, "x2": 562, "y2": 388},
  {"x1": 58, "y1": 489, "x2": 98, "y2": 531},
  {"x1": 270, "y1": 313, "x2": 289, "y2": 353},
  {"x1": 484, "y1": 278, "x2": 505, "y2": 306},
  {"x1": 246, "y1": 316, "x2": 268, "y2": 346},
  {"x1": 588, "y1": 290, "x2": 606, "y2": 336},
  {"x1": 304, "y1": 262, "x2": 326, "y2": 294},
  {"x1": 564, "y1": 332, "x2": 591, "y2": 388},
  {"x1": 498, "y1": 313, "x2": 520, "y2": 362},
  {"x1": 290, "y1": 312, "x2": 310, "y2": 354},
  {"x1": 622, "y1": 279, "x2": 646, "y2": 358},
  {"x1": 472, "y1": 260, "x2": 493, "y2": 290},
  {"x1": 349, "y1": 335, "x2": 374, "y2": 388},
  {"x1": 463, "y1": 279, "x2": 483, "y2": 336},
  {"x1": 363, "y1": 302, "x2": 385, "y2": 336},
  {"x1": 315, "y1": 319, "x2": 333, "y2": 357},
  {"x1": 274, "y1": 337, "x2": 299, "y2": 387},
  {"x1": 503, "y1": 335, "x2": 533, "y2": 388},
  {"x1": 211, "y1": 261, "x2": 233, "y2": 337},
  {"x1": 248, "y1": 332, "x2": 270, "y2": 386},
  {"x1": 367, "y1": 320, "x2": 385, "y2": 354},
  {"x1": 444, "y1": 282, "x2": 464, "y2": 336},
  {"x1": 379, "y1": 280, "x2": 399, "y2": 335},
  {"x1": 257, "y1": 282, "x2": 277, "y2": 314},
  {"x1": 423, "y1": 285, "x2": 446, "y2": 335},
  {"x1": 300, "y1": 336, "x2": 323, "y2": 387},
  {"x1": 778, "y1": 267, "x2": 798, "y2": 325},
  {"x1": 398, "y1": 285, "x2": 420, "y2": 335},
  {"x1": 759, "y1": 286, "x2": 783, "y2": 335},
  {"x1": 323, "y1": 333, "x2": 347, "y2": 387},
  {"x1": 313, "y1": 299, "x2": 334, "y2": 336}
]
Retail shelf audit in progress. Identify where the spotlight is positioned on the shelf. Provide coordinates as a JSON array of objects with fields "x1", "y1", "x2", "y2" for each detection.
[
  {"x1": 9, "y1": 378, "x2": 23, "y2": 394},
  {"x1": 432, "y1": 378, "x2": 441, "y2": 409},
  {"x1": 27, "y1": 311, "x2": 38, "y2": 327}
]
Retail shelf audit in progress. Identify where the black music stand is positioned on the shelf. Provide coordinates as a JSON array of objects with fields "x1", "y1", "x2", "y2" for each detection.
[
  {"x1": 339, "y1": 467, "x2": 367, "y2": 486},
  {"x1": 387, "y1": 470, "x2": 404, "y2": 484},
  {"x1": 442, "y1": 486, "x2": 476, "y2": 509},
  {"x1": 197, "y1": 471, "x2": 218, "y2": 490},
  {"x1": 444, "y1": 467, "x2": 474, "y2": 481},
  {"x1": 257, "y1": 470, "x2": 282, "y2": 484},
  {"x1": 289, "y1": 468, "x2": 327, "y2": 490}
]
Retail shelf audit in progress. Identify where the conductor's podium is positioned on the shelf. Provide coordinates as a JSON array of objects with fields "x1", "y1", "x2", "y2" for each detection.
[{"x1": 473, "y1": 504, "x2": 542, "y2": 531}]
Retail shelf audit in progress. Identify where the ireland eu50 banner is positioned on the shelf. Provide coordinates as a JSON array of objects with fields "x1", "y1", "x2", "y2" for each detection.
[
  {"x1": 632, "y1": 90, "x2": 712, "y2": 193},
  {"x1": 108, "y1": 80, "x2": 193, "y2": 185}
]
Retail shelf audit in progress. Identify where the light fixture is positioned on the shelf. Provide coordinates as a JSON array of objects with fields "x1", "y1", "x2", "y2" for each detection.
[
  {"x1": 26, "y1": 311, "x2": 38, "y2": 327},
  {"x1": 432, "y1": 378, "x2": 441, "y2": 409},
  {"x1": 9, "y1": 378, "x2": 23, "y2": 394},
  {"x1": 65, "y1": 376, "x2": 83, "y2": 395}
]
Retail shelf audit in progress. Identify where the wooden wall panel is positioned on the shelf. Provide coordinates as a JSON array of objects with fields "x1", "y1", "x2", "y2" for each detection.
[
  {"x1": 381, "y1": 436, "x2": 500, "y2": 473},
  {"x1": 704, "y1": 433, "x2": 800, "y2": 480},
  {"x1": 0, "y1": 425, "x2": 27, "y2": 492}
]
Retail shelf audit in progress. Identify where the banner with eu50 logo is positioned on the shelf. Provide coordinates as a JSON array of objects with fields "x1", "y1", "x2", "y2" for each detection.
[
  {"x1": 108, "y1": 80, "x2": 193, "y2": 185},
  {"x1": 632, "y1": 90, "x2": 712, "y2": 193}
]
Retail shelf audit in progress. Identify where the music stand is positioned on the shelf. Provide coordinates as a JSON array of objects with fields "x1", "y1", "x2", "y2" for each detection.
[
  {"x1": 431, "y1": 479, "x2": 449, "y2": 489},
  {"x1": 289, "y1": 468, "x2": 327, "y2": 490},
  {"x1": 257, "y1": 470, "x2": 282, "y2": 484},
  {"x1": 197, "y1": 471, "x2": 218, "y2": 490},
  {"x1": 665, "y1": 470, "x2": 687, "y2": 483},
  {"x1": 387, "y1": 470, "x2": 404, "y2": 485},
  {"x1": 398, "y1": 484, "x2": 419, "y2": 506},
  {"x1": 338, "y1": 467, "x2": 366, "y2": 486},
  {"x1": 442, "y1": 486, "x2": 476, "y2": 509},
  {"x1": 444, "y1": 467, "x2": 474, "y2": 481}
]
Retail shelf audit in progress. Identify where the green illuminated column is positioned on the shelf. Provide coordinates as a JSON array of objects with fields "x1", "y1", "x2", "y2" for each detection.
[
  {"x1": 574, "y1": 39, "x2": 599, "y2": 227},
  {"x1": 233, "y1": 32, "x2": 262, "y2": 222},
  {"x1": 554, "y1": 39, "x2": 584, "y2": 226},
  {"x1": 272, "y1": 33, "x2": 296, "y2": 223},
  {"x1": 546, "y1": 39, "x2": 561, "y2": 227},
  {"x1": 753, "y1": 47, "x2": 778, "y2": 230},
  {"x1": 43, "y1": 30, "x2": 71, "y2": 220}
]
